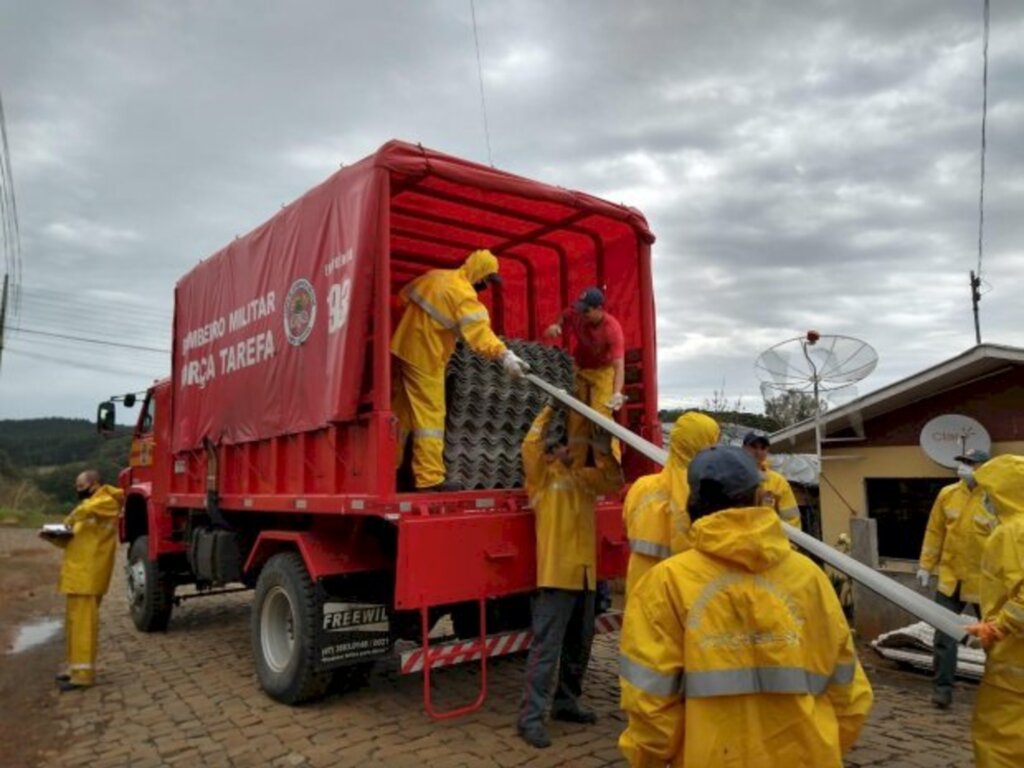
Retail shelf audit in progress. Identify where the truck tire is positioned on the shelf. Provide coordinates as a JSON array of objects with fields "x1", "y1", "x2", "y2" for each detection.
[
  {"x1": 126, "y1": 535, "x2": 175, "y2": 632},
  {"x1": 251, "y1": 552, "x2": 332, "y2": 704}
]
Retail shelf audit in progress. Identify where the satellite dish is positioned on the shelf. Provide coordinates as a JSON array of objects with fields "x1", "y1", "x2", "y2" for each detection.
[
  {"x1": 920, "y1": 414, "x2": 991, "y2": 469},
  {"x1": 755, "y1": 331, "x2": 878, "y2": 463}
]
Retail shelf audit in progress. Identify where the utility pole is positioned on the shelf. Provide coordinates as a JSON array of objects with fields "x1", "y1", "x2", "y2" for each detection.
[
  {"x1": 0, "y1": 272, "x2": 8, "y2": 371},
  {"x1": 970, "y1": 270, "x2": 982, "y2": 346}
]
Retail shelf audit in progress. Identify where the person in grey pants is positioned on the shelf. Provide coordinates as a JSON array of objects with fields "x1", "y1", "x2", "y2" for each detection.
[{"x1": 516, "y1": 404, "x2": 623, "y2": 748}]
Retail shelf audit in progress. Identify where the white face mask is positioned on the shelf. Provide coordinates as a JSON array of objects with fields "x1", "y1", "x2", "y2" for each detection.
[{"x1": 957, "y1": 463, "x2": 975, "y2": 485}]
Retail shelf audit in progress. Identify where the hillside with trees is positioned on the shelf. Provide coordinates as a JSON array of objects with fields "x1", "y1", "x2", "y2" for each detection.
[{"x1": 0, "y1": 418, "x2": 132, "y2": 523}]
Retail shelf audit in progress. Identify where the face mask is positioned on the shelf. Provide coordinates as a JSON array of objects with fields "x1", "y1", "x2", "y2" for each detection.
[
  {"x1": 473, "y1": 280, "x2": 489, "y2": 292},
  {"x1": 957, "y1": 464, "x2": 975, "y2": 485},
  {"x1": 76, "y1": 487, "x2": 95, "y2": 501}
]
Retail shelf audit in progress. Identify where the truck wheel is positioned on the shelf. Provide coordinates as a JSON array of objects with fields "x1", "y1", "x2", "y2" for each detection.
[
  {"x1": 251, "y1": 552, "x2": 332, "y2": 704},
  {"x1": 126, "y1": 535, "x2": 175, "y2": 632}
]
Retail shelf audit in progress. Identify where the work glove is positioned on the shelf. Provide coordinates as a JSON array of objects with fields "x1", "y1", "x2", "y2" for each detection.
[
  {"x1": 544, "y1": 323, "x2": 562, "y2": 339},
  {"x1": 965, "y1": 621, "x2": 1006, "y2": 649},
  {"x1": 501, "y1": 349, "x2": 530, "y2": 379},
  {"x1": 606, "y1": 392, "x2": 628, "y2": 411},
  {"x1": 915, "y1": 568, "x2": 931, "y2": 588}
]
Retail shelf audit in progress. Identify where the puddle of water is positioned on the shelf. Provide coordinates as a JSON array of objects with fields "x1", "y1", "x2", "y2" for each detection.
[{"x1": 7, "y1": 617, "x2": 63, "y2": 654}]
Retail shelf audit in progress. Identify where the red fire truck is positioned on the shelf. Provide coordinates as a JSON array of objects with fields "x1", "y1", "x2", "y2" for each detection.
[{"x1": 99, "y1": 140, "x2": 660, "y2": 717}]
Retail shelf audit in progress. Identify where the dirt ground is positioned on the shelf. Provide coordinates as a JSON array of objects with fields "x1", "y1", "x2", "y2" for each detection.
[
  {"x1": 0, "y1": 526, "x2": 981, "y2": 767},
  {"x1": 0, "y1": 528, "x2": 67, "y2": 768}
]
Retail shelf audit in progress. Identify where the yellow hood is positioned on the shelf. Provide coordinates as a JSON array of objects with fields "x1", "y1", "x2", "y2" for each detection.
[
  {"x1": 975, "y1": 455, "x2": 1024, "y2": 522},
  {"x1": 460, "y1": 249, "x2": 499, "y2": 285},
  {"x1": 666, "y1": 412, "x2": 720, "y2": 471},
  {"x1": 692, "y1": 506, "x2": 791, "y2": 572}
]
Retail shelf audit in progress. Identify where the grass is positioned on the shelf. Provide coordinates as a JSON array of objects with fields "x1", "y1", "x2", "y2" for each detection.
[{"x1": 0, "y1": 476, "x2": 65, "y2": 528}]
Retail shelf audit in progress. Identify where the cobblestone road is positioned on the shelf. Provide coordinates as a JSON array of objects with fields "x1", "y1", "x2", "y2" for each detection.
[{"x1": 2, "y1": 530, "x2": 979, "y2": 767}]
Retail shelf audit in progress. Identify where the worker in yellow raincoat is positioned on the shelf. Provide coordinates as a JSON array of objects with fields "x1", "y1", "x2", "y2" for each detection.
[
  {"x1": 545, "y1": 287, "x2": 626, "y2": 466},
  {"x1": 391, "y1": 249, "x2": 529, "y2": 490},
  {"x1": 741, "y1": 431, "x2": 802, "y2": 529},
  {"x1": 619, "y1": 446, "x2": 873, "y2": 767},
  {"x1": 965, "y1": 454, "x2": 1024, "y2": 768},
  {"x1": 516, "y1": 404, "x2": 623, "y2": 749},
  {"x1": 916, "y1": 447, "x2": 991, "y2": 708},
  {"x1": 39, "y1": 470, "x2": 123, "y2": 691},
  {"x1": 622, "y1": 411, "x2": 719, "y2": 597}
]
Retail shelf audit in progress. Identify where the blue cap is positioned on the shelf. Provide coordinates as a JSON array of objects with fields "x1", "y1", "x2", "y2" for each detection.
[
  {"x1": 574, "y1": 287, "x2": 605, "y2": 312},
  {"x1": 688, "y1": 446, "x2": 762, "y2": 501},
  {"x1": 954, "y1": 448, "x2": 991, "y2": 464}
]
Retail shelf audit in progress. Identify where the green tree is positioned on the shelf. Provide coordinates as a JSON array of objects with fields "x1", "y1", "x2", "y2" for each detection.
[{"x1": 764, "y1": 389, "x2": 827, "y2": 428}]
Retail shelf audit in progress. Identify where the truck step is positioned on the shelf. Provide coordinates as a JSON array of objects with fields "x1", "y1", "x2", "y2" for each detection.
[{"x1": 398, "y1": 609, "x2": 623, "y2": 674}]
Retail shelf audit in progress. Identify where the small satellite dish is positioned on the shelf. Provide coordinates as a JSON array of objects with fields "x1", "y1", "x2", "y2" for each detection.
[
  {"x1": 755, "y1": 331, "x2": 878, "y2": 463},
  {"x1": 920, "y1": 414, "x2": 991, "y2": 469}
]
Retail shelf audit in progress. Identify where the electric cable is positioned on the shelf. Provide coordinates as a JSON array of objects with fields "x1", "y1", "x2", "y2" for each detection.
[{"x1": 469, "y1": 0, "x2": 494, "y2": 167}]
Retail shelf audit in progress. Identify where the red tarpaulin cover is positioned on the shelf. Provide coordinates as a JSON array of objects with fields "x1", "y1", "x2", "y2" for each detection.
[
  {"x1": 172, "y1": 140, "x2": 656, "y2": 455},
  {"x1": 172, "y1": 154, "x2": 383, "y2": 451}
]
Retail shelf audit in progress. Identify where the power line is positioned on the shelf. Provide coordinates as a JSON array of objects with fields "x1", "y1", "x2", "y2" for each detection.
[
  {"x1": 5, "y1": 346, "x2": 166, "y2": 379},
  {"x1": 469, "y1": 0, "x2": 494, "y2": 167},
  {"x1": 9, "y1": 325, "x2": 170, "y2": 353}
]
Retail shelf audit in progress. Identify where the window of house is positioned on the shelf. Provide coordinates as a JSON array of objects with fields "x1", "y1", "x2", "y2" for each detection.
[{"x1": 865, "y1": 478, "x2": 952, "y2": 560}]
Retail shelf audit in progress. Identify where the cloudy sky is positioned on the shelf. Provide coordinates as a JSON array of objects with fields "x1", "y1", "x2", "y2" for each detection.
[{"x1": 0, "y1": 0, "x2": 1021, "y2": 422}]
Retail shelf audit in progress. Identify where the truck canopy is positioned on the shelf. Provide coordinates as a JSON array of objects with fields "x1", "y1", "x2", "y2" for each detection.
[{"x1": 172, "y1": 140, "x2": 657, "y2": 454}]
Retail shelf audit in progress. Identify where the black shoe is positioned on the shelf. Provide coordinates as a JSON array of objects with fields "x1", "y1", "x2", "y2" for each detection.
[
  {"x1": 517, "y1": 725, "x2": 551, "y2": 749},
  {"x1": 932, "y1": 689, "x2": 952, "y2": 709},
  {"x1": 57, "y1": 680, "x2": 88, "y2": 693},
  {"x1": 552, "y1": 706, "x2": 598, "y2": 724},
  {"x1": 55, "y1": 673, "x2": 70, "y2": 683},
  {"x1": 419, "y1": 480, "x2": 463, "y2": 492}
]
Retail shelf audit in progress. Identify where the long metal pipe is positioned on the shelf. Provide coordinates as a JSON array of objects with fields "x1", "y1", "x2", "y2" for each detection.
[{"x1": 524, "y1": 373, "x2": 970, "y2": 641}]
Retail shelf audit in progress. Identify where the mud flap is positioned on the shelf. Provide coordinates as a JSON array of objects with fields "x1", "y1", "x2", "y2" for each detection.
[{"x1": 316, "y1": 597, "x2": 392, "y2": 671}]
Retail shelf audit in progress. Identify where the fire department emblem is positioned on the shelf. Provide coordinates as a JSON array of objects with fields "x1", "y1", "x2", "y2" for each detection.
[{"x1": 284, "y1": 278, "x2": 317, "y2": 346}]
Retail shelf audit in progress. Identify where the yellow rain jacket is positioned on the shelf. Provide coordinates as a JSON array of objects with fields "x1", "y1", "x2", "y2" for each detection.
[
  {"x1": 58, "y1": 484, "x2": 123, "y2": 596},
  {"x1": 619, "y1": 505, "x2": 873, "y2": 767},
  {"x1": 391, "y1": 249, "x2": 507, "y2": 373},
  {"x1": 523, "y1": 406, "x2": 623, "y2": 590},
  {"x1": 972, "y1": 456, "x2": 1024, "y2": 768},
  {"x1": 391, "y1": 249, "x2": 508, "y2": 487},
  {"x1": 759, "y1": 467, "x2": 802, "y2": 529},
  {"x1": 622, "y1": 412, "x2": 719, "y2": 596},
  {"x1": 918, "y1": 480, "x2": 990, "y2": 603}
]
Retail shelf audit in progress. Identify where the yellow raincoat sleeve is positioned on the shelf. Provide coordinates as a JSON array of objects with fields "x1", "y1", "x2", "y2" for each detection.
[
  {"x1": 452, "y1": 291, "x2": 506, "y2": 360},
  {"x1": 522, "y1": 406, "x2": 553, "y2": 492},
  {"x1": 618, "y1": 567, "x2": 687, "y2": 767},
  {"x1": 919, "y1": 485, "x2": 953, "y2": 572},
  {"x1": 813, "y1": 569, "x2": 873, "y2": 751},
  {"x1": 776, "y1": 476, "x2": 802, "y2": 530},
  {"x1": 984, "y1": 524, "x2": 1024, "y2": 637}
]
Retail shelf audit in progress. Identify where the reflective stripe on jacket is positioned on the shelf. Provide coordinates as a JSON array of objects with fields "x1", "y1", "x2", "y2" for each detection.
[{"x1": 618, "y1": 505, "x2": 873, "y2": 767}]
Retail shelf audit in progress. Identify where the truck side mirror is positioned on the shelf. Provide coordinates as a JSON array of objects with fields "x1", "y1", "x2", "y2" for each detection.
[
  {"x1": 97, "y1": 401, "x2": 116, "y2": 435},
  {"x1": 124, "y1": 393, "x2": 137, "y2": 408}
]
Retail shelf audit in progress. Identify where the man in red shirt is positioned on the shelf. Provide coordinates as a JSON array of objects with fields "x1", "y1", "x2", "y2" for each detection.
[{"x1": 545, "y1": 287, "x2": 625, "y2": 466}]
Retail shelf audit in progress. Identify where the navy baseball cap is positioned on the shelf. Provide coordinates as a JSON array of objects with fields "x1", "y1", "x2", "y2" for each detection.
[
  {"x1": 954, "y1": 448, "x2": 991, "y2": 464},
  {"x1": 742, "y1": 431, "x2": 771, "y2": 448},
  {"x1": 688, "y1": 446, "x2": 762, "y2": 501},
  {"x1": 574, "y1": 287, "x2": 605, "y2": 312}
]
